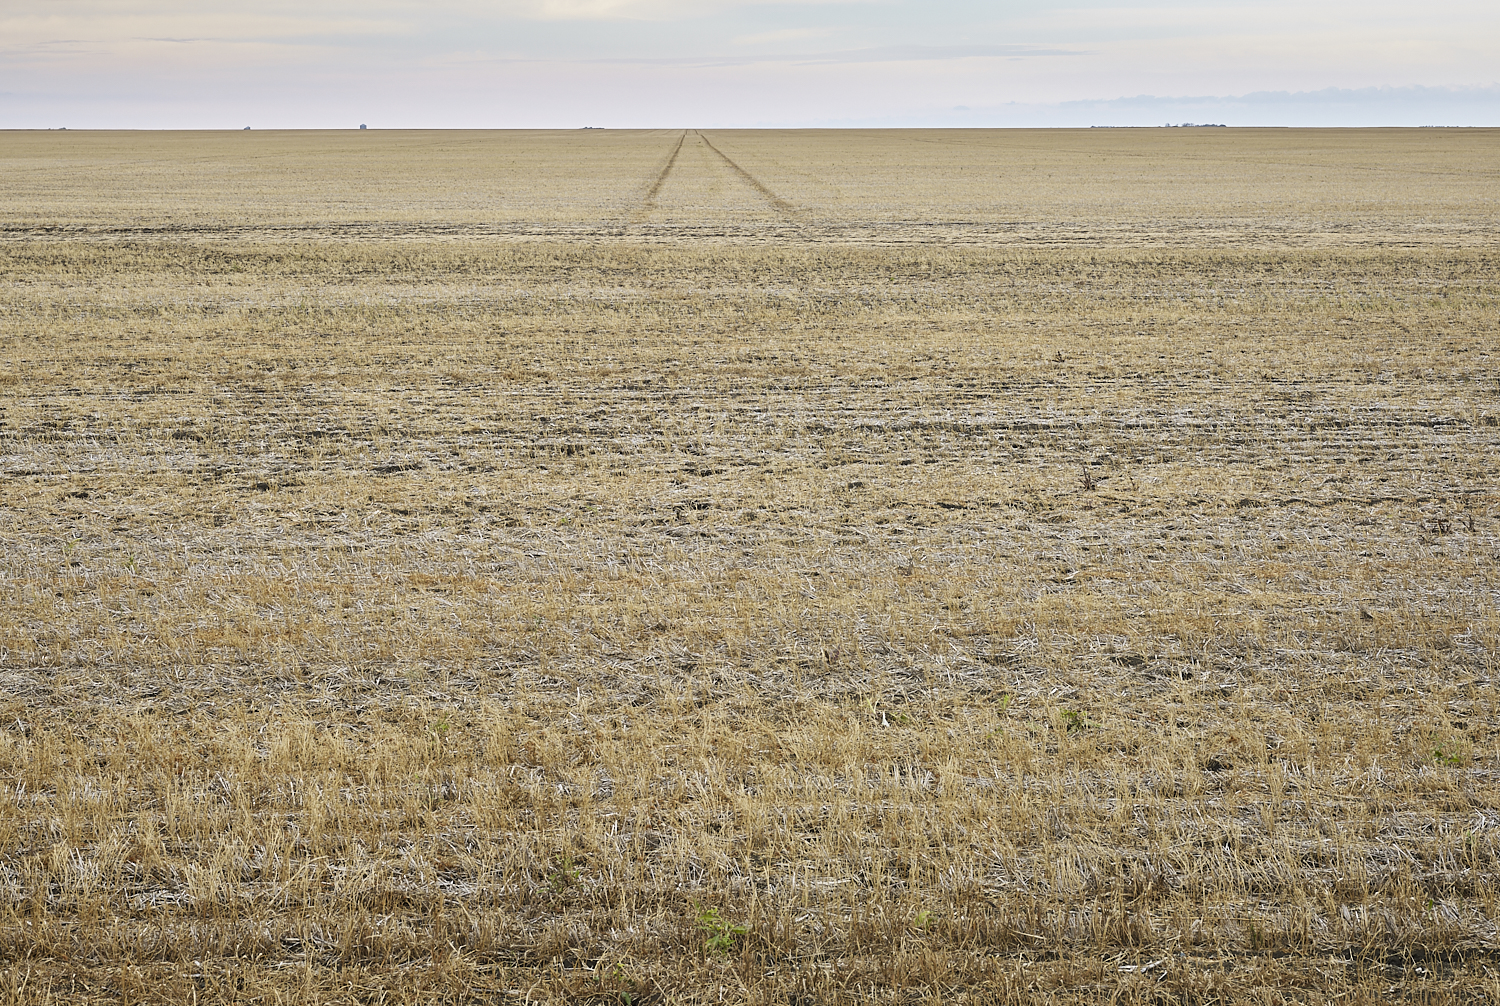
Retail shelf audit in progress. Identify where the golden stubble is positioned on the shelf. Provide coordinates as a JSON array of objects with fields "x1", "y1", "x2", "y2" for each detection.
[{"x1": 0, "y1": 129, "x2": 1498, "y2": 1003}]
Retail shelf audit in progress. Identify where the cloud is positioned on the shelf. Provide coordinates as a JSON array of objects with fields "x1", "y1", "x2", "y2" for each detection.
[
  {"x1": 1239, "y1": 83, "x2": 1500, "y2": 105},
  {"x1": 502, "y1": 43, "x2": 1092, "y2": 67},
  {"x1": 1062, "y1": 83, "x2": 1500, "y2": 110},
  {"x1": 2, "y1": 1, "x2": 1495, "y2": 127},
  {"x1": 0, "y1": 38, "x2": 111, "y2": 61},
  {"x1": 0, "y1": 6, "x2": 416, "y2": 44},
  {"x1": 481, "y1": 0, "x2": 875, "y2": 21},
  {"x1": 529, "y1": 0, "x2": 663, "y2": 19},
  {"x1": 910, "y1": 83, "x2": 1500, "y2": 127},
  {"x1": 733, "y1": 28, "x2": 832, "y2": 46}
]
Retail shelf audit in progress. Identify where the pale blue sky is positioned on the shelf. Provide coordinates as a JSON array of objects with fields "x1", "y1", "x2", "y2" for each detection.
[{"x1": 3, "y1": 0, "x2": 1496, "y2": 127}]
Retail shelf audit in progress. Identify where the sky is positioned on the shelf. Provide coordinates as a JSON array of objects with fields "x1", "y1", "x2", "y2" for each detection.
[{"x1": 2, "y1": 0, "x2": 1497, "y2": 128}]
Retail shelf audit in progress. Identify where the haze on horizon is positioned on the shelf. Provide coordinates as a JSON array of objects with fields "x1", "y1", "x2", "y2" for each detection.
[{"x1": 2, "y1": 0, "x2": 1497, "y2": 129}]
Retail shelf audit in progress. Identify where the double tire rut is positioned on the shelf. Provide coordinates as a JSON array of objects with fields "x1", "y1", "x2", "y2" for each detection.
[
  {"x1": 695, "y1": 131, "x2": 798, "y2": 215},
  {"x1": 636, "y1": 130, "x2": 799, "y2": 221},
  {"x1": 641, "y1": 132, "x2": 686, "y2": 209}
]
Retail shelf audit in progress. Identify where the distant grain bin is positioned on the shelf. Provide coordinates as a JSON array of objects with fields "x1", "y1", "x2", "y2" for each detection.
[{"x1": 360, "y1": 124, "x2": 367, "y2": 129}]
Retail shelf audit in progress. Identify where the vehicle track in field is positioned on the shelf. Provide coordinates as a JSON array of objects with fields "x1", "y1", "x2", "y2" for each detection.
[
  {"x1": 619, "y1": 131, "x2": 688, "y2": 229},
  {"x1": 641, "y1": 132, "x2": 686, "y2": 209},
  {"x1": 696, "y1": 131, "x2": 799, "y2": 217}
]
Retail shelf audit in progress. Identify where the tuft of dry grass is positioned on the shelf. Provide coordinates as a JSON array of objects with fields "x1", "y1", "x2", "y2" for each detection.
[{"x1": 1, "y1": 130, "x2": 1498, "y2": 1003}]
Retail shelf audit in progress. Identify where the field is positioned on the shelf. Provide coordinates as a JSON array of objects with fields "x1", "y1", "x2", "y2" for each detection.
[{"x1": 1, "y1": 128, "x2": 1499, "y2": 1003}]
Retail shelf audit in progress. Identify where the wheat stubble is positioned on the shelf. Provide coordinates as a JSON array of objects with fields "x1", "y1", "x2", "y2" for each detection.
[{"x1": 1, "y1": 129, "x2": 1498, "y2": 1004}]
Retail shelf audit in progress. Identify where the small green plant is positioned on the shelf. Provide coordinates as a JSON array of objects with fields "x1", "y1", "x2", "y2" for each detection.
[
  {"x1": 696, "y1": 903, "x2": 748, "y2": 955},
  {"x1": 1431, "y1": 735, "x2": 1467, "y2": 766},
  {"x1": 598, "y1": 963, "x2": 634, "y2": 1004},
  {"x1": 1059, "y1": 709, "x2": 1094, "y2": 733},
  {"x1": 548, "y1": 853, "x2": 581, "y2": 892},
  {"x1": 427, "y1": 719, "x2": 450, "y2": 755},
  {"x1": 913, "y1": 908, "x2": 934, "y2": 931}
]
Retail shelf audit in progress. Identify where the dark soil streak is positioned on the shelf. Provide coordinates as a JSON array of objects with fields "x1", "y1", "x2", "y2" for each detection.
[
  {"x1": 642, "y1": 132, "x2": 686, "y2": 209},
  {"x1": 697, "y1": 131, "x2": 799, "y2": 215}
]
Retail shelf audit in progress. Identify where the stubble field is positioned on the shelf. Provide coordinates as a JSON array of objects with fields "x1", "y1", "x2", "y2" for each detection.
[{"x1": 1, "y1": 128, "x2": 1499, "y2": 1004}]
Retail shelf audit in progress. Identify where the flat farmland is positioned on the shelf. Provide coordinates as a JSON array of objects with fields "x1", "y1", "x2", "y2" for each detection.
[{"x1": 1, "y1": 129, "x2": 1498, "y2": 1004}]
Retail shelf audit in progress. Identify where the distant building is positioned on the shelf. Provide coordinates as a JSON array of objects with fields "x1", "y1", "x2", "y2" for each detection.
[{"x1": 360, "y1": 124, "x2": 367, "y2": 130}]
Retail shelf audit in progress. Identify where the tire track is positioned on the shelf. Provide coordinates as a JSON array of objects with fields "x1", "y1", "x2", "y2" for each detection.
[
  {"x1": 696, "y1": 131, "x2": 799, "y2": 216},
  {"x1": 642, "y1": 132, "x2": 686, "y2": 209}
]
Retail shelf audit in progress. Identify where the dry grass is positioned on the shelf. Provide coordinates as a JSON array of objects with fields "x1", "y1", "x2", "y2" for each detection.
[
  {"x1": 1, "y1": 130, "x2": 1498, "y2": 1003},
  {"x1": 5, "y1": 127, "x2": 1498, "y2": 244}
]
